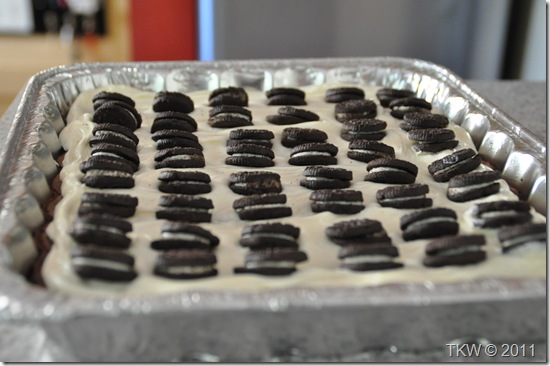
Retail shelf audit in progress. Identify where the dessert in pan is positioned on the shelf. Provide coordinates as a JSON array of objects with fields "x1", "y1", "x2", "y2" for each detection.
[{"x1": 38, "y1": 81, "x2": 546, "y2": 296}]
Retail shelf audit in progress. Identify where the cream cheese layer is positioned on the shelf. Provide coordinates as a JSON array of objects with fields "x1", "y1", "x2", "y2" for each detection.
[{"x1": 43, "y1": 84, "x2": 546, "y2": 297}]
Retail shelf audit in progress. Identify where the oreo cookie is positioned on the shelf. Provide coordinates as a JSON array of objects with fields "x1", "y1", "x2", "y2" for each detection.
[
  {"x1": 156, "y1": 195, "x2": 214, "y2": 223},
  {"x1": 400, "y1": 207, "x2": 459, "y2": 241},
  {"x1": 153, "y1": 91, "x2": 194, "y2": 113},
  {"x1": 498, "y1": 222, "x2": 546, "y2": 253},
  {"x1": 234, "y1": 247, "x2": 307, "y2": 276},
  {"x1": 288, "y1": 142, "x2": 338, "y2": 166},
  {"x1": 151, "y1": 222, "x2": 219, "y2": 251},
  {"x1": 447, "y1": 170, "x2": 501, "y2": 202},
  {"x1": 209, "y1": 87, "x2": 248, "y2": 107},
  {"x1": 225, "y1": 143, "x2": 275, "y2": 167},
  {"x1": 334, "y1": 99, "x2": 377, "y2": 122},
  {"x1": 325, "y1": 218, "x2": 391, "y2": 246},
  {"x1": 338, "y1": 244, "x2": 403, "y2": 272},
  {"x1": 151, "y1": 111, "x2": 197, "y2": 133},
  {"x1": 364, "y1": 158, "x2": 418, "y2": 184},
  {"x1": 91, "y1": 123, "x2": 139, "y2": 150},
  {"x1": 80, "y1": 156, "x2": 135, "y2": 189},
  {"x1": 227, "y1": 129, "x2": 274, "y2": 148},
  {"x1": 340, "y1": 118, "x2": 387, "y2": 141},
  {"x1": 71, "y1": 246, "x2": 137, "y2": 282},
  {"x1": 423, "y1": 235, "x2": 486, "y2": 267},
  {"x1": 428, "y1": 148, "x2": 481, "y2": 182},
  {"x1": 407, "y1": 128, "x2": 458, "y2": 153},
  {"x1": 266, "y1": 87, "x2": 306, "y2": 106},
  {"x1": 154, "y1": 249, "x2": 217, "y2": 279},
  {"x1": 154, "y1": 147, "x2": 205, "y2": 169},
  {"x1": 228, "y1": 171, "x2": 282, "y2": 195},
  {"x1": 266, "y1": 106, "x2": 320, "y2": 125},
  {"x1": 152, "y1": 129, "x2": 203, "y2": 150},
  {"x1": 90, "y1": 143, "x2": 140, "y2": 172},
  {"x1": 78, "y1": 192, "x2": 138, "y2": 218},
  {"x1": 300, "y1": 165, "x2": 352, "y2": 190},
  {"x1": 376, "y1": 184, "x2": 432, "y2": 209},
  {"x1": 376, "y1": 88, "x2": 416, "y2": 108},
  {"x1": 233, "y1": 193, "x2": 292, "y2": 220},
  {"x1": 208, "y1": 105, "x2": 253, "y2": 128},
  {"x1": 93, "y1": 101, "x2": 141, "y2": 130},
  {"x1": 347, "y1": 140, "x2": 395, "y2": 163},
  {"x1": 325, "y1": 87, "x2": 365, "y2": 103},
  {"x1": 471, "y1": 200, "x2": 532, "y2": 228},
  {"x1": 70, "y1": 214, "x2": 132, "y2": 249},
  {"x1": 309, "y1": 189, "x2": 365, "y2": 214},
  {"x1": 400, "y1": 112, "x2": 449, "y2": 131},
  {"x1": 281, "y1": 127, "x2": 328, "y2": 148},
  {"x1": 158, "y1": 170, "x2": 212, "y2": 194},
  {"x1": 389, "y1": 97, "x2": 432, "y2": 119},
  {"x1": 92, "y1": 91, "x2": 135, "y2": 110},
  {"x1": 239, "y1": 223, "x2": 300, "y2": 249}
]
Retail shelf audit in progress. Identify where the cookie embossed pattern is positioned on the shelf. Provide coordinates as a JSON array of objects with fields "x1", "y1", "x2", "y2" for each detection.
[{"x1": 0, "y1": 58, "x2": 546, "y2": 362}]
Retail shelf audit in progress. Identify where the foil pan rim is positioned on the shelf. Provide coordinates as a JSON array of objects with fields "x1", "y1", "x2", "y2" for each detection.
[{"x1": 0, "y1": 57, "x2": 546, "y2": 323}]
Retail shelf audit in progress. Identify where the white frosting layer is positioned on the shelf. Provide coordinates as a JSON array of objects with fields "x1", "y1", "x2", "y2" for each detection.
[{"x1": 43, "y1": 84, "x2": 546, "y2": 297}]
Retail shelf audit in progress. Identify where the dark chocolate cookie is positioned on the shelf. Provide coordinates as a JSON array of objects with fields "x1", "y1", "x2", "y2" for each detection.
[
  {"x1": 338, "y1": 243, "x2": 403, "y2": 271},
  {"x1": 234, "y1": 247, "x2": 307, "y2": 276},
  {"x1": 158, "y1": 170, "x2": 212, "y2": 195},
  {"x1": 471, "y1": 200, "x2": 532, "y2": 228},
  {"x1": 153, "y1": 91, "x2": 194, "y2": 113},
  {"x1": 71, "y1": 245, "x2": 137, "y2": 282},
  {"x1": 288, "y1": 142, "x2": 338, "y2": 166},
  {"x1": 70, "y1": 214, "x2": 133, "y2": 249},
  {"x1": 389, "y1": 97, "x2": 432, "y2": 119},
  {"x1": 151, "y1": 111, "x2": 198, "y2": 133},
  {"x1": 498, "y1": 222, "x2": 546, "y2": 253},
  {"x1": 325, "y1": 87, "x2": 365, "y2": 103},
  {"x1": 376, "y1": 184, "x2": 432, "y2": 209},
  {"x1": 340, "y1": 118, "x2": 387, "y2": 141},
  {"x1": 266, "y1": 106, "x2": 320, "y2": 125},
  {"x1": 401, "y1": 112, "x2": 449, "y2": 131},
  {"x1": 310, "y1": 189, "x2": 364, "y2": 214},
  {"x1": 266, "y1": 87, "x2": 306, "y2": 105},
  {"x1": 151, "y1": 222, "x2": 219, "y2": 251},
  {"x1": 228, "y1": 171, "x2": 282, "y2": 195},
  {"x1": 208, "y1": 105, "x2": 253, "y2": 128},
  {"x1": 334, "y1": 99, "x2": 377, "y2": 122},
  {"x1": 428, "y1": 149, "x2": 481, "y2": 182},
  {"x1": 325, "y1": 218, "x2": 391, "y2": 246},
  {"x1": 233, "y1": 193, "x2": 292, "y2": 220},
  {"x1": 154, "y1": 249, "x2": 217, "y2": 279},
  {"x1": 209, "y1": 87, "x2": 248, "y2": 107},
  {"x1": 364, "y1": 158, "x2": 418, "y2": 184},
  {"x1": 347, "y1": 140, "x2": 395, "y2": 163},
  {"x1": 225, "y1": 143, "x2": 275, "y2": 167},
  {"x1": 78, "y1": 192, "x2": 138, "y2": 218},
  {"x1": 423, "y1": 235, "x2": 486, "y2": 267},
  {"x1": 400, "y1": 207, "x2": 459, "y2": 241},
  {"x1": 227, "y1": 128, "x2": 275, "y2": 148},
  {"x1": 240, "y1": 222, "x2": 300, "y2": 249},
  {"x1": 300, "y1": 165, "x2": 353, "y2": 190},
  {"x1": 281, "y1": 127, "x2": 328, "y2": 148},
  {"x1": 154, "y1": 147, "x2": 205, "y2": 169},
  {"x1": 156, "y1": 195, "x2": 214, "y2": 222},
  {"x1": 447, "y1": 170, "x2": 501, "y2": 202},
  {"x1": 376, "y1": 88, "x2": 416, "y2": 108}
]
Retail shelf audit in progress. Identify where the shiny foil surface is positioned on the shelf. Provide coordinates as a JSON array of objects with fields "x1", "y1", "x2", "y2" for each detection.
[{"x1": 0, "y1": 58, "x2": 546, "y2": 361}]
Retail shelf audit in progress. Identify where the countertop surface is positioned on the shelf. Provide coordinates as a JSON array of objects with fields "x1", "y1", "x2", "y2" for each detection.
[{"x1": 0, "y1": 80, "x2": 547, "y2": 362}]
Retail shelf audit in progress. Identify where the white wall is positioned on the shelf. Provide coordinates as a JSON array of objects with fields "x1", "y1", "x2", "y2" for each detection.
[
  {"x1": 211, "y1": 0, "x2": 511, "y2": 79},
  {"x1": 519, "y1": 0, "x2": 546, "y2": 80}
]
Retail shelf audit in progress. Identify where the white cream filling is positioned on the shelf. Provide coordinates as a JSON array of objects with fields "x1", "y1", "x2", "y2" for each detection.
[
  {"x1": 77, "y1": 223, "x2": 127, "y2": 236},
  {"x1": 246, "y1": 261, "x2": 296, "y2": 269},
  {"x1": 72, "y1": 257, "x2": 132, "y2": 272},
  {"x1": 368, "y1": 167, "x2": 406, "y2": 174},
  {"x1": 92, "y1": 151, "x2": 125, "y2": 159},
  {"x1": 350, "y1": 149, "x2": 388, "y2": 156},
  {"x1": 235, "y1": 203, "x2": 287, "y2": 212},
  {"x1": 86, "y1": 170, "x2": 132, "y2": 178},
  {"x1": 230, "y1": 153, "x2": 270, "y2": 159},
  {"x1": 162, "y1": 155, "x2": 194, "y2": 162},
  {"x1": 314, "y1": 200, "x2": 364, "y2": 206},
  {"x1": 160, "y1": 207, "x2": 210, "y2": 213},
  {"x1": 406, "y1": 217, "x2": 456, "y2": 231},
  {"x1": 479, "y1": 210, "x2": 525, "y2": 219},
  {"x1": 502, "y1": 233, "x2": 546, "y2": 248},
  {"x1": 95, "y1": 131, "x2": 135, "y2": 144},
  {"x1": 164, "y1": 265, "x2": 214, "y2": 275},
  {"x1": 291, "y1": 151, "x2": 332, "y2": 158},
  {"x1": 342, "y1": 255, "x2": 394, "y2": 264},
  {"x1": 161, "y1": 232, "x2": 211, "y2": 245},
  {"x1": 214, "y1": 112, "x2": 251, "y2": 121},
  {"x1": 448, "y1": 181, "x2": 498, "y2": 195},
  {"x1": 241, "y1": 233, "x2": 297, "y2": 242},
  {"x1": 436, "y1": 245, "x2": 483, "y2": 257},
  {"x1": 380, "y1": 195, "x2": 426, "y2": 203}
]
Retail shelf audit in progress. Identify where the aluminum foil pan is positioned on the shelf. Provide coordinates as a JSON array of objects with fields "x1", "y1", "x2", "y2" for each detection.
[{"x1": 0, "y1": 58, "x2": 546, "y2": 362}]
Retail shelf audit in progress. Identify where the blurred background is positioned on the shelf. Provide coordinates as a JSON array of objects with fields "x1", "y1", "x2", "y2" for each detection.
[{"x1": 0, "y1": 0, "x2": 545, "y2": 115}]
